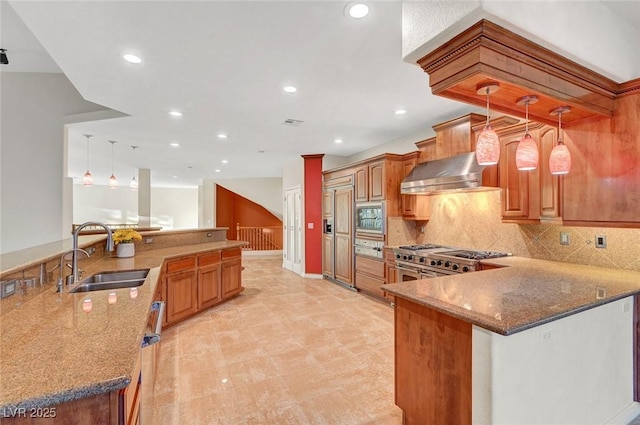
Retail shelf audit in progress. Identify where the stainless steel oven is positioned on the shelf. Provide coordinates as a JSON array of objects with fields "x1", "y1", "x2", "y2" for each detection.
[
  {"x1": 354, "y1": 238, "x2": 384, "y2": 259},
  {"x1": 396, "y1": 262, "x2": 450, "y2": 282}
]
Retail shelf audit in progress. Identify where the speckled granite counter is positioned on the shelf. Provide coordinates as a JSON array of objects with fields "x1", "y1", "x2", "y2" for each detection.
[
  {"x1": 384, "y1": 256, "x2": 640, "y2": 335},
  {"x1": 0, "y1": 240, "x2": 247, "y2": 414}
]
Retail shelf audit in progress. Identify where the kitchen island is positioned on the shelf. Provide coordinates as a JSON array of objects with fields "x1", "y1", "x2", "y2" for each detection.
[
  {"x1": 384, "y1": 257, "x2": 640, "y2": 425},
  {"x1": 0, "y1": 234, "x2": 247, "y2": 422}
]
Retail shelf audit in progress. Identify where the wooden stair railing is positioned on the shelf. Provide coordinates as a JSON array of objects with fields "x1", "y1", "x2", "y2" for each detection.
[{"x1": 236, "y1": 224, "x2": 283, "y2": 250}]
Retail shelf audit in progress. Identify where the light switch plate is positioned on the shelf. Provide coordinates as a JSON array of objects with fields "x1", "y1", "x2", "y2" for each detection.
[
  {"x1": 595, "y1": 235, "x2": 607, "y2": 248},
  {"x1": 560, "y1": 232, "x2": 570, "y2": 245}
]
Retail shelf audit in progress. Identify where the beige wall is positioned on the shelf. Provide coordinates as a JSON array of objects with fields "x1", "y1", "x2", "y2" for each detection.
[{"x1": 387, "y1": 190, "x2": 640, "y2": 272}]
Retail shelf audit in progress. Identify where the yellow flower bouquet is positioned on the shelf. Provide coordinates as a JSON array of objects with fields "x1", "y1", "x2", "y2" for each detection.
[{"x1": 112, "y1": 228, "x2": 142, "y2": 245}]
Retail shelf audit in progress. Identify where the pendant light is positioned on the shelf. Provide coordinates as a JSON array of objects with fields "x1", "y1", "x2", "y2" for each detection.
[
  {"x1": 549, "y1": 106, "x2": 572, "y2": 175},
  {"x1": 82, "y1": 134, "x2": 93, "y2": 187},
  {"x1": 108, "y1": 140, "x2": 118, "y2": 189},
  {"x1": 515, "y1": 95, "x2": 539, "y2": 171},
  {"x1": 130, "y1": 145, "x2": 139, "y2": 191},
  {"x1": 475, "y1": 82, "x2": 500, "y2": 165}
]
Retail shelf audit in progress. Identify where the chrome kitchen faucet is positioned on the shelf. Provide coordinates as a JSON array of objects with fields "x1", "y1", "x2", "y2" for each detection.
[{"x1": 71, "y1": 222, "x2": 114, "y2": 284}]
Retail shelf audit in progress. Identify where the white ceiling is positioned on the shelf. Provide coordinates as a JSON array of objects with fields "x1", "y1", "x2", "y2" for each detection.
[{"x1": 2, "y1": 1, "x2": 639, "y2": 188}]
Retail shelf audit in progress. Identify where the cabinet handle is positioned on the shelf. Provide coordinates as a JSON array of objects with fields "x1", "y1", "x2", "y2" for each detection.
[{"x1": 142, "y1": 301, "x2": 165, "y2": 348}]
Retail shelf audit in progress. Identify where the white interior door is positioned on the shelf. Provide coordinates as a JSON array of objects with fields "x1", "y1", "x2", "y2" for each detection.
[{"x1": 283, "y1": 187, "x2": 302, "y2": 274}]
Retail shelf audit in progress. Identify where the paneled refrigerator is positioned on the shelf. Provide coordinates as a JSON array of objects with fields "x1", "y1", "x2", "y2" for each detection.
[{"x1": 322, "y1": 185, "x2": 354, "y2": 287}]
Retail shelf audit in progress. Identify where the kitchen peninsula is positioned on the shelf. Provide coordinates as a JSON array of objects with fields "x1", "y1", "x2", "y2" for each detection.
[
  {"x1": 384, "y1": 256, "x2": 640, "y2": 425},
  {"x1": 0, "y1": 228, "x2": 247, "y2": 423}
]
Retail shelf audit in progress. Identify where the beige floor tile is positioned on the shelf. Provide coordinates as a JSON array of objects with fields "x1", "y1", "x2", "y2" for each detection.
[{"x1": 148, "y1": 257, "x2": 401, "y2": 424}]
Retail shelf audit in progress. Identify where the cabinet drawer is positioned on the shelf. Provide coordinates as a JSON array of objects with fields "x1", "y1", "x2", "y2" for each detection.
[
  {"x1": 222, "y1": 248, "x2": 242, "y2": 260},
  {"x1": 165, "y1": 256, "x2": 196, "y2": 274},
  {"x1": 355, "y1": 272, "x2": 385, "y2": 297},
  {"x1": 355, "y1": 255, "x2": 385, "y2": 278},
  {"x1": 198, "y1": 251, "x2": 221, "y2": 267}
]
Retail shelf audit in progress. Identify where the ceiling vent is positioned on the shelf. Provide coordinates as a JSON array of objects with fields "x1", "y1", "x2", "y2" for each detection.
[{"x1": 282, "y1": 119, "x2": 304, "y2": 127}]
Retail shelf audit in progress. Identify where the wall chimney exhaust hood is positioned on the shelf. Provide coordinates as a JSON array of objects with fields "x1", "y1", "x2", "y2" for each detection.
[{"x1": 401, "y1": 152, "x2": 494, "y2": 195}]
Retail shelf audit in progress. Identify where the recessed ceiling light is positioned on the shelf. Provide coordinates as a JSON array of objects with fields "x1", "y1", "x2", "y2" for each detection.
[
  {"x1": 168, "y1": 110, "x2": 183, "y2": 117},
  {"x1": 123, "y1": 54, "x2": 142, "y2": 64},
  {"x1": 217, "y1": 133, "x2": 227, "y2": 139},
  {"x1": 395, "y1": 109, "x2": 407, "y2": 115},
  {"x1": 221, "y1": 160, "x2": 228, "y2": 164},
  {"x1": 283, "y1": 86, "x2": 297, "y2": 93},
  {"x1": 170, "y1": 142, "x2": 181, "y2": 147},
  {"x1": 215, "y1": 169, "x2": 221, "y2": 173},
  {"x1": 334, "y1": 138, "x2": 343, "y2": 144},
  {"x1": 346, "y1": 2, "x2": 369, "y2": 18}
]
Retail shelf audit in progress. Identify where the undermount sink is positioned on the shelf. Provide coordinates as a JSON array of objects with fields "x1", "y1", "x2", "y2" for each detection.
[{"x1": 69, "y1": 268, "x2": 150, "y2": 293}]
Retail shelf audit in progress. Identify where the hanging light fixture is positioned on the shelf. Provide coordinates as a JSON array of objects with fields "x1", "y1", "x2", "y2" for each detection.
[
  {"x1": 130, "y1": 145, "x2": 139, "y2": 191},
  {"x1": 82, "y1": 134, "x2": 93, "y2": 187},
  {"x1": 108, "y1": 140, "x2": 118, "y2": 189},
  {"x1": 475, "y1": 82, "x2": 501, "y2": 165},
  {"x1": 515, "y1": 95, "x2": 539, "y2": 171},
  {"x1": 549, "y1": 106, "x2": 572, "y2": 175}
]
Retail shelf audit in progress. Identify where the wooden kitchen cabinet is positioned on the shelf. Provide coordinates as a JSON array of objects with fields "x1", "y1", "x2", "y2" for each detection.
[
  {"x1": 322, "y1": 190, "x2": 334, "y2": 218},
  {"x1": 384, "y1": 249, "x2": 397, "y2": 302},
  {"x1": 355, "y1": 255, "x2": 387, "y2": 301},
  {"x1": 197, "y1": 251, "x2": 222, "y2": 310},
  {"x1": 400, "y1": 152, "x2": 430, "y2": 220},
  {"x1": 355, "y1": 160, "x2": 385, "y2": 202},
  {"x1": 497, "y1": 122, "x2": 561, "y2": 224},
  {"x1": 322, "y1": 234, "x2": 334, "y2": 277},
  {"x1": 165, "y1": 269, "x2": 198, "y2": 324},
  {"x1": 221, "y1": 248, "x2": 242, "y2": 298},
  {"x1": 355, "y1": 166, "x2": 369, "y2": 202}
]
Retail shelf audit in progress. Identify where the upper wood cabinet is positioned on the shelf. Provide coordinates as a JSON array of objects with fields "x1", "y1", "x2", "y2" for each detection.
[
  {"x1": 433, "y1": 114, "x2": 486, "y2": 159},
  {"x1": 497, "y1": 122, "x2": 561, "y2": 224},
  {"x1": 355, "y1": 160, "x2": 386, "y2": 202},
  {"x1": 400, "y1": 152, "x2": 430, "y2": 220}
]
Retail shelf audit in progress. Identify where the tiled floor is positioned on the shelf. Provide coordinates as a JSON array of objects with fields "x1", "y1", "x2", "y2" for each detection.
[{"x1": 149, "y1": 257, "x2": 403, "y2": 424}]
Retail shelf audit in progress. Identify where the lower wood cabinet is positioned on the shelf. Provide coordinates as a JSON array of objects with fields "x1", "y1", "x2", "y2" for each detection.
[
  {"x1": 355, "y1": 254, "x2": 387, "y2": 301},
  {"x1": 163, "y1": 247, "x2": 243, "y2": 327}
]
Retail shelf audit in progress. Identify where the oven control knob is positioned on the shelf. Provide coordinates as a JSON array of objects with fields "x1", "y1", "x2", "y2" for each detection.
[
  {"x1": 430, "y1": 260, "x2": 437, "y2": 266},
  {"x1": 396, "y1": 254, "x2": 401, "y2": 260},
  {"x1": 436, "y1": 260, "x2": 443, "y2": 266},
  {"x1": 419, "y1": 257, "x2": 426, "y2": 263},
  {"x1": 462, "y1": 266, "x2": 470, "y2": 272},
  {"x1": 408, "y1": 255, "x2": 414, "y2": 261},
  {"x1": 402, "y1": 255, "x2": 408, "y2": 261},
  {"x1": 452, "y1": 264, "x2": 459, "y2": 271},
  {"x1": 444, "y1": 261, "x2": 451, "y2": 268}
]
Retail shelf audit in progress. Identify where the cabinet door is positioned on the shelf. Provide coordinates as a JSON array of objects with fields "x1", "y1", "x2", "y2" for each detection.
[
  {"x1": 322, "y1": 234, "x2": 334, "y2": 276},
  {"x1": 165, "y1": 270, "x2": 197, "y2": 325},
  {"x1": 334, "y1": 187, "x2": 353, "y2": 284},
  {"x1": 355, "y1": 166, "x2": 368, "y2": 202},
  {"x1": 368, "y1": 161, "x2": 385, "y2": 200},
  {"x1": 198, "y1": 264, "x2": 221, "y2": 310},
  {"x1": 222, "y1": 257, "x2": 242, "y2": 298},
  {"x1": 500, "y1": 137, "x2": 531, "y2": 219},
  {"x1": 335, "y1": 234, "x2": 353, "y2": 284},
  {"x1": 538, "y1": 126, "x2": 562, "y2": 223},
  {"x1": 322, "y1": 190, "x2": 333, "y2": 218}
]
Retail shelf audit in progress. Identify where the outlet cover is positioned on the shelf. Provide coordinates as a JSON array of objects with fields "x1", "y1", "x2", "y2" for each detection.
[
  {"x1": 560, "y1": 232, "x2": 570, "y2": 245},
  {"x1": 595, "y1": 235, "x2": 607, "y2": 248}
]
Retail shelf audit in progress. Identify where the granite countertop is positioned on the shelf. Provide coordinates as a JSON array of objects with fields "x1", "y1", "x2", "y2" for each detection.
[
  {"x1": 0, "y1": 240, "x2": 247, "y2": 414},
  {"x1": 384, "y1": 256, "x2": 640, "y2": 336}
]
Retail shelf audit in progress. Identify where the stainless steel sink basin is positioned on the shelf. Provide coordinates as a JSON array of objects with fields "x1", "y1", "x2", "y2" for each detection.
[{"x1": 69, "y1": 269, "x2": 150, "y2": 293}]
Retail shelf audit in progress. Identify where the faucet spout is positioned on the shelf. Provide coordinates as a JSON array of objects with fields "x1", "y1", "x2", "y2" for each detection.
[
  {"x1": 72, "y1": 222, "x2": 113, "y2": 283},
  {"x1": 58, "y1": 248, "x2": 90, "y2": 293}
]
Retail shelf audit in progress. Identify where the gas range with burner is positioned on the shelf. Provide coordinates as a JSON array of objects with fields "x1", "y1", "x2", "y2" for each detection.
[{"x1": 392, "y1": 244, "x2": 510, "y2": 281}]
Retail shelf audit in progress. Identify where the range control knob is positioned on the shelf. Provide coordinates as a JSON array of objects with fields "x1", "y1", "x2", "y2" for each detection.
[
  {"x1": 408, "y1": 255, "x2": 414, "y2": 261},
  {"x1": 396, "y1": 254, "x2": 401, "y2": 260},
  {"x1": 452, "y1": 264, "x2": 459, "y2": 271},
  {"x1": 437, "y1": 260, "x2": 443, "y2": 266},
  {"x1": 402, "y1": 255, "x2": 408, "y2": 261},
  {"x1": 444, "y1": 261, "x2": 452, "y2": 268},
  {"x1": 430, "y1": 260, "x2": 437, "y2": 266},
  {"x1": 462, "y1": 266, "x2": 470, "y2": 273},
  {"x1": 419, "y1": 257, "x2": 426, "y2": 263}
]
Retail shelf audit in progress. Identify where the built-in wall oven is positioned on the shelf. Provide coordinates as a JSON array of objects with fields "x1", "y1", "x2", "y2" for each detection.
[{"x1": 355, "y1": 201, "x2": 385, "y2": 235}]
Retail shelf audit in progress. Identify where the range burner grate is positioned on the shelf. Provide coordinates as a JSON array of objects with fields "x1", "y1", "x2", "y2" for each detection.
[
  {"x1": 448, "y1": 250, "x2": 510, "y2": 260},
  {"x1": 398, "y1": 244, "x2": 445, "y2": 251}
]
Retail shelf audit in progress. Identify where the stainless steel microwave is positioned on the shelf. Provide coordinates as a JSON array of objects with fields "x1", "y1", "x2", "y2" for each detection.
[{"x1": 355, "y1": 201, "x2": 385, "y2": 235}]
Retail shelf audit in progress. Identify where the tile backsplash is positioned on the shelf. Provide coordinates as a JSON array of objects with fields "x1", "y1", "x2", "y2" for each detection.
[{"x1": 387, "y1": 190, "x2": 640, "y2": 272}]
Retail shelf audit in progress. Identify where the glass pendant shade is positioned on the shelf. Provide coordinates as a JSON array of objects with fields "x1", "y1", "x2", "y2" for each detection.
[
  {"x1": 108, "y1": 140, "x2": 118, "y2": 189},
  {"x1": 475, "y1": 82, "x2": 500, "y2": 165},
  {"x1": 83, "y1": 170, "x2": 93, "y2": 187},
  {"x1": 476, "y1": 125, "x2": 500, "y2": 165},
  {"x1": 515, "y1": 133, "x2": 539, "y2": 170},
  {"x1": 130, "y1": 145, "x2": 138, "y2": 191},
  {"x1": 130, "y1": 177, "x2": 138, "y2": 191},
  {"x1": 549, "y1": 142, "x2": 571, "y2": 174},
  {"x1": 515, "y1": 95, "x2": 539, "y2": 171},
  {"x1": 549, "y1": 105, "x2": 572, "y2": 175},
  {"x1": 108, "y1": 174, "x2": 118, "y2": 188}
]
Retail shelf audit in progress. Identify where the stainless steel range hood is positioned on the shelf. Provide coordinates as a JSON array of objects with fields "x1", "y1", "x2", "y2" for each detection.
[{"x1": 401, "y1": 152, "x2": 490, "y2": 195}]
